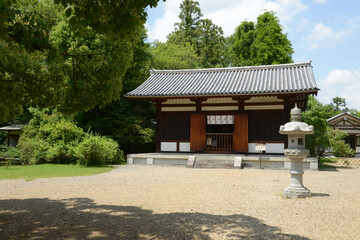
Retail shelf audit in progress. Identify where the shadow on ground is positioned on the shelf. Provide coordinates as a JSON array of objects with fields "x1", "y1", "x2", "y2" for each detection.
[
  {"x1": 0, "y1": 198, "x2": 309, "y2": 239},
  {"x1": 318, "y1": 164, "x2": 339, "y2": 171}
]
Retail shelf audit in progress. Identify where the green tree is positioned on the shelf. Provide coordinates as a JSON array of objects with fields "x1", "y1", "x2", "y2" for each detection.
[
  {"x1": 196, "y1": 19, "x2": 226, "y2": 68},
  {"x1": 331, "y1": 97, "x2": 346, "y2": 112},
  {"x1": 151, "y1": 41, "x2": 201, "y2": 70},
  {"x1": 302, "y1": 96, "x2": 332, "y2": 157},
  {"x1": 168, "y1": 0, "x2": 226, "y2": 68},
  {"x1": 77, "y1": 29, "x2": 156, "y2": 155},
  {"x1": 168, "y1": 0, "x2": 202, "y2": 46},
  {"x1": 327, "y1": 127, "x2": 355, "y2": 157},
  {"x1": 0, "y1": 0, "x2": 162, "y2": 123},
  {"x1": 57, "y1": 0, "x2": 161, "y2": 40},
  {"x1": 230, "y1": 21, "x2": 255, "y2": 66},
  {"x1": 48, "y1": 15, "x2": 130, "y2": 114},
  {"x1": 230, "y1": 11, "x2": 293, "y2": 66}
]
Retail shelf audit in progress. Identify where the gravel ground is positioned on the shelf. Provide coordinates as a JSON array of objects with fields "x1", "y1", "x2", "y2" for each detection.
[{"x1": 0, "y1": 165, "x2": 359, "y2": 240}]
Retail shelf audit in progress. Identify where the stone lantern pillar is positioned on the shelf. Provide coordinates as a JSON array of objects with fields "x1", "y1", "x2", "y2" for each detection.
[{"x1": 279, "y1": 104, "x2": 314, "y2": 199}]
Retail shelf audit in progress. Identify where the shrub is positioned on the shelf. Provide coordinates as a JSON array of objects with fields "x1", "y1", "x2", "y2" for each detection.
[
  {"x1": 0, "y1": 145, "x2": 22, "y2": 165},
  {"x1": 17, "y1": 136, "x2": 49, "y2": 164},
  {"x1": 327, "y1": 127, "x2": 355, "y2": 157},
  {"x1": 75, "y1": 134, "x2": 122, "y2": 166},
  {"x1": 0, "y1": 145, "x2": 21, "y2": 158},
  {"x1": 18, "y1": 109, "x2": 83, "y2": 164},
  {"x1": 45, "y1": 141, "x2": 77, "y2": 164},
  {"x1": 17, "y1": 108, "x2": 124, "y2": 166}
]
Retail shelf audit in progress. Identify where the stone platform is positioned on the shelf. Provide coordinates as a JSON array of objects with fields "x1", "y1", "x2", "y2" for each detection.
[{"x1": 126, "y1": 153, "x2": 318, "y2": 170}]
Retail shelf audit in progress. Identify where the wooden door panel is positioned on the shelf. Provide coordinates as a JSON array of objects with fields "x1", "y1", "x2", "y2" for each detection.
[
  {"x1": 234, "y1": 113, "x2": 248, "y2": 152},
  {"x1": 190, "y1": 114, "x2": 206, "y2": 151}
]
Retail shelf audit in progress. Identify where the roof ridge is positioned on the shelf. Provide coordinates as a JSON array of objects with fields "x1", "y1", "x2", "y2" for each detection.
[
  {"x1": 327, "y1": 112, "x2": 360, "y2": 122},
  {"x1": 150, "y1": 61, "x2": 312, "y2": 74}
]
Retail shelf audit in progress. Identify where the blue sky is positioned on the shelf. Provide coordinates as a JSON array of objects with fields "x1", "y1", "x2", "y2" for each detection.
[{"x1": 145, "y1": 0, "x2": 360, "y2": 109}]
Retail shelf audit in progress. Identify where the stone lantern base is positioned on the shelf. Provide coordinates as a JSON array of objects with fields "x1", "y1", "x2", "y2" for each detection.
[
  {"x1": 283, "y1": 149, "x2": 312, "y2": 199},
  {"x1": 284, "y1": 186, "x2": 311, "y2": 199}
]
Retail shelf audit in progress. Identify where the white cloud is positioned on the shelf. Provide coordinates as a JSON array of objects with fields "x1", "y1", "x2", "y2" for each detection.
[
  {"x1": 148, "y1": 0, "x2": 181, "y2": 42},
  {"x1": 306, "y1": 23, "x2": 349, "y2": 50},
  {"x1": 147, "y1": 0, "x2": 309, "y2": 42},
  {"x1": 318, "y1": 69, "x2": 360, "y2": 109},
  {"x1": 314, "y1": 0, "x2": 327, "y2": 3},
  {"x1": 296, "y1": 17, "x2": 310, "y2": 32}
]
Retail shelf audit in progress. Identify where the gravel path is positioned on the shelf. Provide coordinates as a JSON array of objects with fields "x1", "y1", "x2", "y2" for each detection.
[{"x1": 0, "y1": 165, "x2": 359, "y2": 239}]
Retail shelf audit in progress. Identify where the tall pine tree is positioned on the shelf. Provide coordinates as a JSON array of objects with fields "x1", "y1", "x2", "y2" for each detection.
[{"x1": 167, "y1": 0, "x2": 226, "y2": 68}]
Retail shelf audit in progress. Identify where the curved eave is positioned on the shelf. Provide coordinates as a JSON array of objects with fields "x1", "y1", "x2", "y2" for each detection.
[{"x1": 125, "y1": 89, "x2": 319, "y2": 100}]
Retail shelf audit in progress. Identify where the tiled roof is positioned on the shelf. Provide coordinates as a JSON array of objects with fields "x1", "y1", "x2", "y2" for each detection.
[
  {"x1": 327, "y1": 112, "x2": 360, "y2": 123},
  {"x1": 0, "y1": 124, "x2": 25, "y2": 131},
  {"x1": 126, "y1": 61, "x2": 319, "y2": 98}
]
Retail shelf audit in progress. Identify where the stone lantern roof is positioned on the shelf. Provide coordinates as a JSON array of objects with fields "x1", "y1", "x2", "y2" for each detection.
[{"x1": 279, "y1": 104, "x2": 314, "y2": 135}]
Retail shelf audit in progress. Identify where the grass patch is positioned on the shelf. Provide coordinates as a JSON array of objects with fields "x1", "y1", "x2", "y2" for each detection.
[
  {"x1": 319, "y1": 158, "x2": 338, "y2": 164},
  {"x1": 0, "y1": 164, "x2": 114, "y2": 181}
]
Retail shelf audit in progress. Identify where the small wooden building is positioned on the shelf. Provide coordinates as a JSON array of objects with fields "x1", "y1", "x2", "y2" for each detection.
[
  {"x1": 327, "y1": 112, "x2": 360, "y2": 155},
  {"x1": 126, "y1": 62, "x2": 319, "y2": 155},
  {"x1": 0, "y1": 124, "x2": 24, "y2": 147}
]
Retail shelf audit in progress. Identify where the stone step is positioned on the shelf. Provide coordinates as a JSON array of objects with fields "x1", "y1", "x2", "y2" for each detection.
[
  {"x1": 187, "y1": 155, "x2": 242, "y2": 168},
  {"x1": 194, "y1": 163, "x2": 235, "y2": 168},
  {"x1": 194, "y1": 158, "x2": 236, "y2": 168},
  {"x1": 195, "y1": 159, "x2": 234, "y2": 164}
]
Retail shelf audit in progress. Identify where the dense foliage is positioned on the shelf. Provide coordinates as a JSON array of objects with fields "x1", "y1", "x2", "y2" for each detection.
[
  {"x1": 165, "y1": 0, "x2": 227, "y2": 68},
  {"x1": 302, "y1": 96, "x2": 333, "y2": 156},
  {"x1": 0, "y1": 145, "x2": 21, "y2": 158},
  {"x1": 302, "y1": 96, "x2": 358, "y2": 158},
  {"x1": 17, "y1": 108, "x2": 123, "y2": 166},
  {"x1": 327, "y1": 127, "x2": 355, "y2": 157},
  {"x1": 75, "y1": 134, "x2": 121, "y2": 166},
  {"x1": 0, "y1": 0, "x2": 162, "y2": 123},
  {"x1": 229, "y1": 11, "x2": 293, "y2": 66},
  {"x1": 151, "y1": 41, "x2": 201, "y2": 69},
  {"x1": 76, "y1": 29, "x2": 155, "y2": 155}
]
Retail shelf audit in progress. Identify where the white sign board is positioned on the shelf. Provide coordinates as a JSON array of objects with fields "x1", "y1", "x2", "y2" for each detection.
[
  {"x1": 255, "y1": 143, "x2": 266, "y2": 151},
  {"x1": 221, "y1": 115, "x2": 227, "y2": 124},
  {"x1": 215, "y1": 115, "x2": 221, "y2": 124},
  {"x1": 227, "y1": 115, "x2": 233, "y2": 124}
]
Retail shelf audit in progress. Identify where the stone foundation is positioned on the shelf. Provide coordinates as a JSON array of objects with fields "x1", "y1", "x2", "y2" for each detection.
[{"x1": 126, "y1": 153, "x2": 318, "y2": 170}]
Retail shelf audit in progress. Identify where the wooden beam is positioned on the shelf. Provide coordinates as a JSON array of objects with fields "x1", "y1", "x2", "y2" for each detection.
[
  {"x1": 232, "y1": 96, "x2": 251, "y2": 113},
  {"x1": 190, "y1": 98, "x2": 207, "y2": 113}
]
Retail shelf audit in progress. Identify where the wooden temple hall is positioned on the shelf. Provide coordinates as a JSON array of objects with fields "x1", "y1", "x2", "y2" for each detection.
[{"x1": 125, "y1": 62, "x2": 320, "y2": 169}]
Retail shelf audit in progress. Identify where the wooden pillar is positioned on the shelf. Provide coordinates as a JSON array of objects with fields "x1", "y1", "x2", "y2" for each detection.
[{"x1": 154, "y1": 100, "x2": 164, "y2": 152}]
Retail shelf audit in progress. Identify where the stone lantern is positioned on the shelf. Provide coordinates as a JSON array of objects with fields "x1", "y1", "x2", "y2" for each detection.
[{"x1": 279, "y1": 104, "x2": 314, "y2": 199}]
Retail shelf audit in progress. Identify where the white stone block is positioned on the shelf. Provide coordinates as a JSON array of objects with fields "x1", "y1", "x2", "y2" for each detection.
[
  {"x1": 234, "y1": 157, "x2": 242, "y2": 167},
  {"x1": 310, "y1": 162, "x2": 318, "y2": 170},
  {"x1": 266, "y1": 143, "x2": 285, "y2": 153},
  {"x1": 284, "y1": 161, "x2": 291, "y2": 169},
  {"x1": 248, "y1": 143, "x2": 257, "y2": 153},
  {"x1": 147, "y1": 158, "x2": 153, "y2": 165},
  {"x1": 187, "y1": 156, "x2": 196, "y2": 166},
  {"x1": 161, "y1": 142, "x2": 177, "y2": 152},
  {"x1": 179, "y1": 142, "x2": 190, "y2": 152},
  {"x1": 127, "y1": 157, "x2": 133, "y2": 164}
]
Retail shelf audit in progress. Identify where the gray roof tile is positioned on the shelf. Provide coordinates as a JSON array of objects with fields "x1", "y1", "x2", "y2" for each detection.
[{"x1": 126, "y1": 61, "x2": 319, "y2": 98}]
